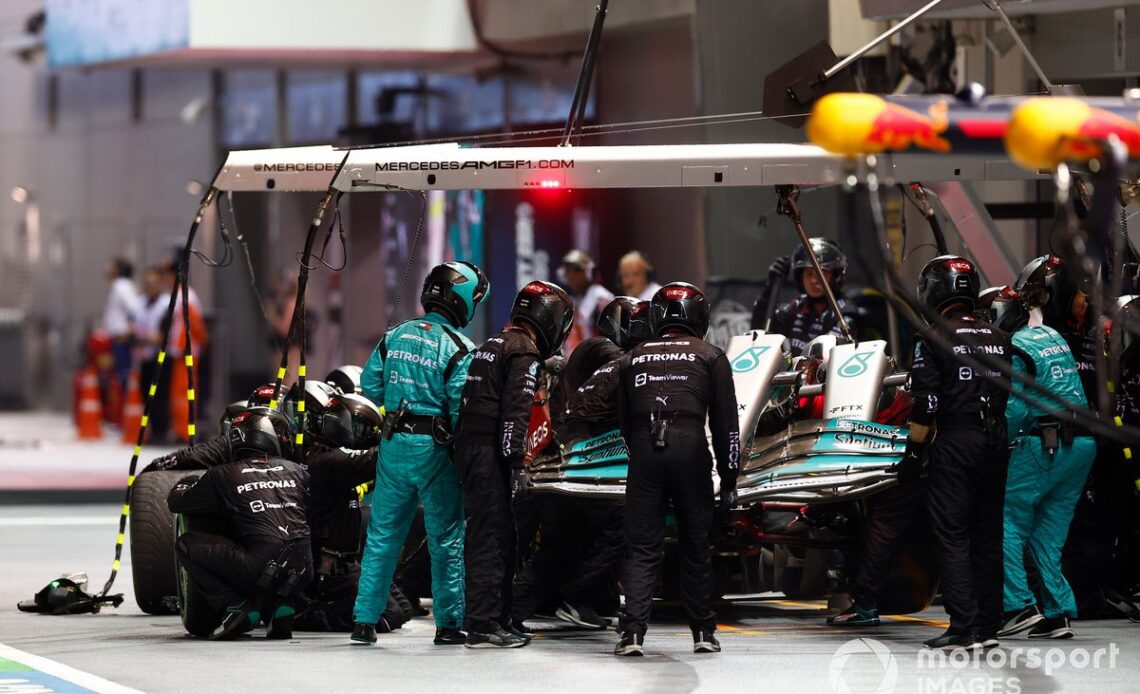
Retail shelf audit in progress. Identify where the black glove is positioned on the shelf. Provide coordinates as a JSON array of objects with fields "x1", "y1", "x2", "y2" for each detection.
[
  {"x1": 891, "y1": 440, "x2": 928, "y2": 484},
  {"x1": 543, "y1": 353, "x2": 565, "y2": 376},
  {"x1": 768, "y1": 255, "x2": 792, "y2": 280},
  {"x1": 510, "y1": 467, "x2": 529, "y2": 499},
  {"x1": 718, "y1": 484, "x2": 738, "y2": 512},
  {"x1": 140, "y1": 453, "x2": 180, "y2": 475}
]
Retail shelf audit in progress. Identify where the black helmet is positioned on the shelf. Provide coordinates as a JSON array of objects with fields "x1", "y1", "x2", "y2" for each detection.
[
  {"x1": 320, "y1": 393, "x2": 383, "y2": 450},
  {"x1": 596, "y1": 296, "x2": 642, "y2": 350},
  {"x1": 420, "y1": 261, "x2": 489, "y2": 328},
  {"x1": 988, "y1": 287, "x2": 1030, "y2": 333},
  {"x1": 510, "y1": 281, "x2": 574, "y2": 359},
  {"x1": 228, "y1": 406, "x2": 296, "y2": 461},
  {"x1": 628, "y1": 301, "x2": 653, "y2": 349},
  {"x1": 1111, "y1": 295, "x2": 1140, "y2": 364},
  {"x1": 287, "y1": 380, "x2": 337, "y2": 439},
  {"x1": 219, "y1": 400, "x2": 248, "y2": 436},
  {"x1": 975, "y1": 286, "x2": 1005, "y2": 324},
  {"x1": 792, "y1": 237, "x2": 848, "y2": 292},
  {"x1": 649, "y1": 282, "x2": 710, "y2": 337},
  {"x1": 1014, "y1": 255, "x2": 1080, "y2": 329},
  {"x1": 248, "y1": 382, "x2": 289, "y2": 408},
  {"x1": 325, "y1": 365, "x2": 363, "y2": 395},
  {"x1": 916, "y1": 255, "x2": 980, "y2": 316}
]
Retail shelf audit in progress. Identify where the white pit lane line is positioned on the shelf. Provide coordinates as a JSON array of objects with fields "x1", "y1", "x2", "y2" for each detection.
[
  {"x1": 0, "y1": 644, "x2": 146, "y2": 694},
  {"x1": 0, "y1": 517, "x2": 118, "y2": 527}
]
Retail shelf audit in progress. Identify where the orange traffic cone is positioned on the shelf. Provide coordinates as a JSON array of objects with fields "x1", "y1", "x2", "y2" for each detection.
[
  {"x1": 76, "y1": 367, "x2": 104, "y2": 440},
  {"x1": 121, "y1": 371, "x2": 144, "y2": 444}
]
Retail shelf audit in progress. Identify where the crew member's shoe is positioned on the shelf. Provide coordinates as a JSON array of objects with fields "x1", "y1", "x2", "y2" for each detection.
[
  {"x1": 614, "y1": 631, "x2": 644, "y2": 656},
  {"x1": 434, "y1": 628, "x2": 466, "y2": 645},
  {"x1": 465, "y1": 627, "x2": 529, "y2": 649},
  {"x1": 555, "y1": 601, "x2": 608, "y2": 630},
  {"x1": 827, "y1": 604, "x2": 881, "y2": 627},
  {"x1": 507, "y1": 620, "x2": 535, "y2": 638},
  {"x1": 923, "y1": 629, "x2": 983, "y2": 651},
  {"x1": 1027, "y1": 616, "x2": 1073, "y2": 639},
  {"x1": 979, "y1": 633, "x2": 1000, "y2": 649},
  {"x1": 266, "y1": 604, "x2": 295, "y2": 640},
  {"x1": 692, "y1": 627, "x2": 721, "y2": 653},
  {"x1": 997, "y1": 605, "x2": 1043, "y2": 637},
  {"x1": 211, "y1": 602, "x2": 260, "y2": 641},
  {"x1": 350, "y1": 622, "x2": 377, "y2": 645}
]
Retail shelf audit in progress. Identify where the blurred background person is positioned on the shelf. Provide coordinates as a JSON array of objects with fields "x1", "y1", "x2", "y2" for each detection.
[
  {"x1": 134, "y1": 265, "x2": 172, "y2": 443},
  {"x1": 559, "y1": 250, "x2": 613, "y2": 355},
  {"x1": 103, "y1": 256, "x2": 141, "y2": 397},
  {"x1": 619, "y1": 251, "x2": 661, "y2": 302}
]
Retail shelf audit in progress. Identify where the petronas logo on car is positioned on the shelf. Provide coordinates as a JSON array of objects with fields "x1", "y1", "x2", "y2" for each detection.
[
  {"x1": 837, "y1": 352, "x2": 875, "y2": 378},
  {"x1": 731, "y1": 346, "x2": 770, "y2": 373}
]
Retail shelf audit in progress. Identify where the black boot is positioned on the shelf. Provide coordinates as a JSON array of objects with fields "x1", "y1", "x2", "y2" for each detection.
[
  {"x1": 434, "y1": 627, "x2": 466, "y2": 645},
  {"x1": 350, "y1": 622, "x2": 377, "y2": 645},
  {"x1": 464, "y1": 627, "x2": 529, "y2": 649},
  {"x1": 266, "y1": 604, "x2": 295, "y2": 640},
  {"x1": 614, "y1": 630, "x2": 644, "y2": 656},
  {"x1": 211, "y1": 602, "x2": 260, "y2": 641}
]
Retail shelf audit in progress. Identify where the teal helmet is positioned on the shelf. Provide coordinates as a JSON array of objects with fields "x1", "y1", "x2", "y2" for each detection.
[{"x1": 420, "y1": 261, "x2": 490, "y2": 328}]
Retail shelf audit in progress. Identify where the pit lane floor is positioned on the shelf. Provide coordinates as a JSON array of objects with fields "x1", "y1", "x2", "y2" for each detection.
[{"x1": 2, "y1": 504, "x2": 1138, "y2": 694}]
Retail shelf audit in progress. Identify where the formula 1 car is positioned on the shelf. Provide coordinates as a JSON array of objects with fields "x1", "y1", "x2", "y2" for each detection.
[{"x1": 527, "y1": 333, "x2": 937, "y2": 613}]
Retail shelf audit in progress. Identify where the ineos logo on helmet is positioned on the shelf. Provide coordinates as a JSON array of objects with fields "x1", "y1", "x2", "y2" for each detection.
[
  {"x1": 650, "y1": 282, "x2": 710, "y2": 338},
  {"x1": 917, "y1": 254, "x2": 980, "y2": 317},
  {"x1": 510, "y1": 280, "x2": 574, "y2": 358}
]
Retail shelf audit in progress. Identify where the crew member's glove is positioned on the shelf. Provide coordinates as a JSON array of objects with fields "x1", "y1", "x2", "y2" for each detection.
[
  {"x1": 510, "y1": 467, "x2": 529, "y2": 499},
  {"x1": 768, "y1": 255, "x2": 792, "y2": 280},
  {"x1": 544, "y1": 353, "x2": 565, "y2": 376},
  {"x1": 891, "y1": 440, "x2": 928, "y2": 484},
  {"x1": 141, "y1": 453, "x2": 181, "y2": 475},
  {"x1": 718, "y1": 484, "x2": 738, "y2": 512}
]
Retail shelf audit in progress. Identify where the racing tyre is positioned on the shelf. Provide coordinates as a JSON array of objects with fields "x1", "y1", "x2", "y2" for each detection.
[
  {"x1": 175, "y1": 513, "x2": 224, "y2": 638},
  {"x1": 129, "y1": 471, "x2": 183, "y2": 615}
]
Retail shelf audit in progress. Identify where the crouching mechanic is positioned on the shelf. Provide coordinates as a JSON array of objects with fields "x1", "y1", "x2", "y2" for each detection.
[
  {"x1": 987, "y1": 288, "x2": 1095, "y2": 640},
  {"x1": 351, "y1": 261, "x2": 489, "y2": 647},
  {"x1": 455, "y1": 280, "x2": 574, "y2": 648},
  {"x1": 144, "y1": 382, "x2": 413, "y2": 635},
  {"x1": 168, "y1": 407, "x2": 313, "y2": 640},
  {"x1": 616, "y1": 283, "x2": 740, "y2": 656}
]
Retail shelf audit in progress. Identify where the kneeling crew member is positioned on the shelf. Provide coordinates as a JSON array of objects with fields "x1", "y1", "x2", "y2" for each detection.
[
  {"x1": 168, "y1": 407, "x2": 313, "y2": 640},
  {"x1": 901, "y1": 256, "x2": 1014, "y2": 650},
  {"x1": 616, "y1": 282, "x2": 740, "y2": 657},
  {"x1": 455, "y1": 280, "x2": 574, "y2": 648}
]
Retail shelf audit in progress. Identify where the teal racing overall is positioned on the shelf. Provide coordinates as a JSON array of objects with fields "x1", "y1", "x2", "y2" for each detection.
[
  {"x1": 1003, "y1": 324, "x2": 1096, "y2": 619},
  {"x1": 352, "y1": 312, "x2": 473, "y2": 629}
]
